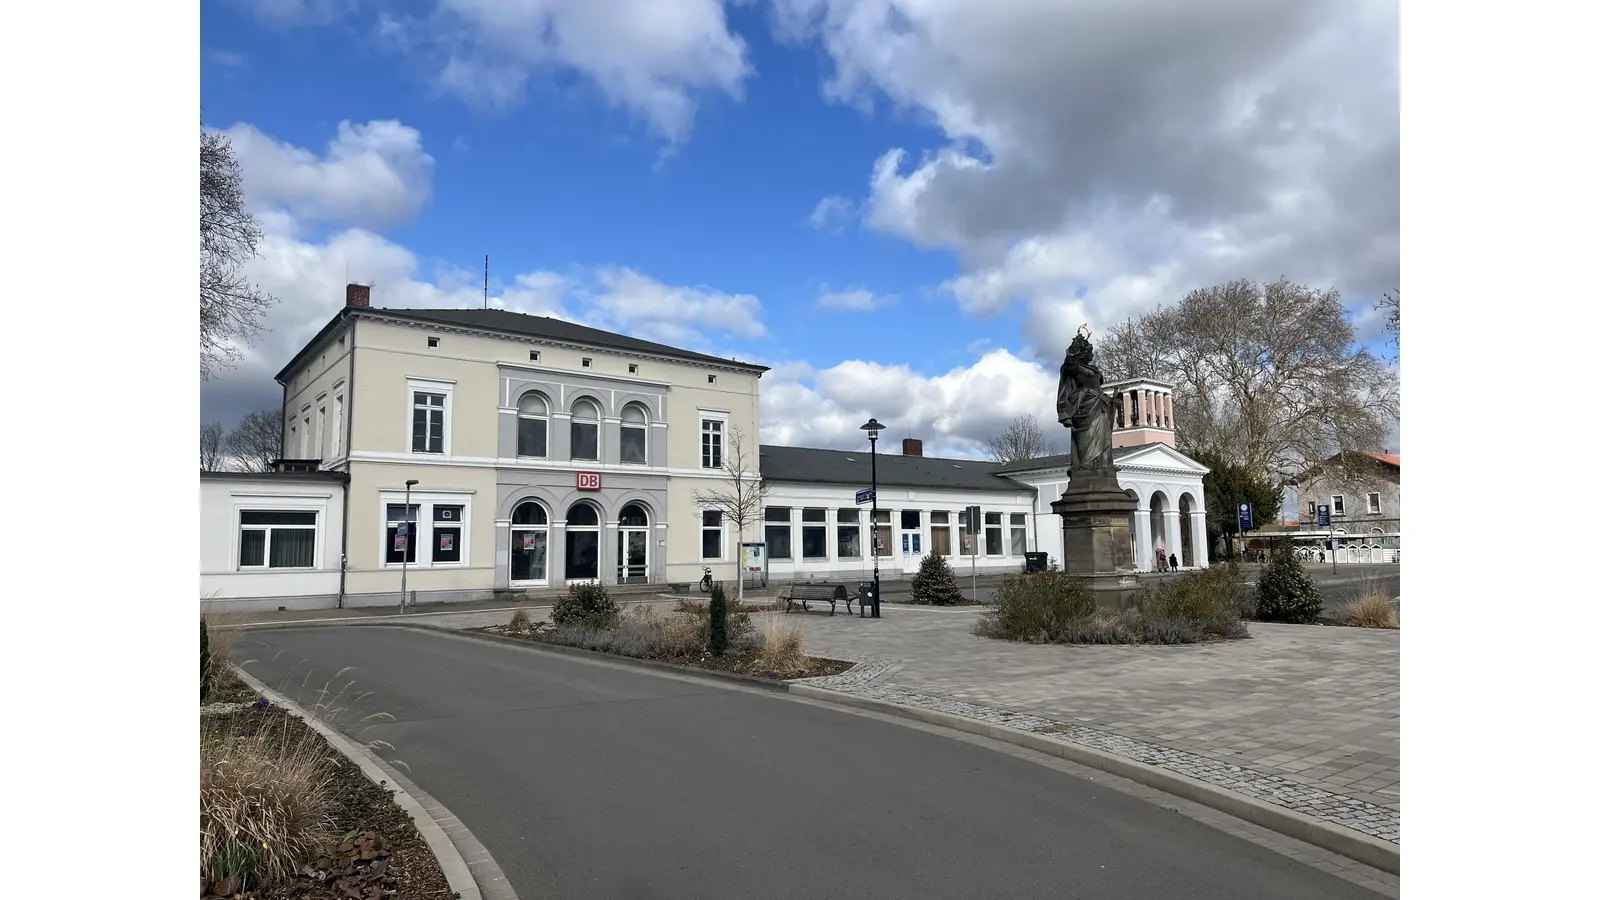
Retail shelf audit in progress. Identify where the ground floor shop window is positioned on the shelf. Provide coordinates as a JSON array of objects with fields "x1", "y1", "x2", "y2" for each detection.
[
  {"x1": 1010, "y1": 513, "x2": 1027, "y2": 556},
  {"x1": 765, "y1": 506, "x2": 792, "y2": 559},
  {"x1": 510, "y1": 501, "x2": 548, "y2": 583},
  {"x1": 239, "y1": 510, "x2": 317, "y2": 569},
  {"x1": 837, "y1": 509, "x2": 861, "y2": 558},
  {"x1": 566, "y1": 502, "x2": 600, "y2": 580},
  {"x1": 984, "y1": 512, "x2": 1004, "y2": 556},
  {"x1": 383, "y1": 497, "x2": 469, "y2": 568},
  {"x1": 930, "y1": 511, "x2": 951, "y2": 556},
  {"x1": 801, "y1": 508, "x2": 827, "y2": 559},
  {"x1": 701, "y1": 510, "x2": 723, "y2": 559},
  {"x1": 873, "y1": 509, "x2": 892, "y2": 557},
  {"x1": 385, "y1": 504, "x2": 419, "y2": 565}
]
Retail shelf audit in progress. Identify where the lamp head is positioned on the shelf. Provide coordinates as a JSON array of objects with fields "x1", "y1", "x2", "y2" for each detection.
[
  {"x1": 859, "y1": 417, "x2": 885, "y2": 441},
  {"x1": 405, "y1": 479, "x2": 420, "y2": 487}
]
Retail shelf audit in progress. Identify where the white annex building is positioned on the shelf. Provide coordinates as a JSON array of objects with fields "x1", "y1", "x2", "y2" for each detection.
[{"x1": 199, "y1": 286, "x2": 1210, "y2": 611}]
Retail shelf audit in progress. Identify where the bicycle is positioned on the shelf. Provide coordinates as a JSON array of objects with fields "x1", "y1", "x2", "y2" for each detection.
[{"x1": 698, "y1": 567, "x2": 713, "y2": 592}]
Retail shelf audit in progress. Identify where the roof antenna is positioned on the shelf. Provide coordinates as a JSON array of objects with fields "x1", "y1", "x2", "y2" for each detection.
[{"x1": 484, "y1": 254, "x2": 489, "y2": 309}]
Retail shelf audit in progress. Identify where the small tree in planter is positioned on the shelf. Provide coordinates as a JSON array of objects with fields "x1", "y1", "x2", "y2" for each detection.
[
  {"x1": 552, "y1": 582, "x2": 621, "y2": 629},
  {"x1": 1255, "y1": 548, "x2": 1323, "y2": 623},
  {"x1": 910, "y1": 552, "x2": 965, "y2": 605},
  {"x1": 708, "y1": 583, "x2": 729, "y2": 656}
]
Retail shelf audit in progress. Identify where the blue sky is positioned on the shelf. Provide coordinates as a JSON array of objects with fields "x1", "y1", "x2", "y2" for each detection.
[{"x1": 200, "y1": 0, "x2": 1398, "y2": 457}]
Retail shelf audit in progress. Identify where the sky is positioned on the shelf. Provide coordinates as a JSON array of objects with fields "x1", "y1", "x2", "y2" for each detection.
[{"x1": 200, "y1": 0, "x2": 1399, "y2": 458}]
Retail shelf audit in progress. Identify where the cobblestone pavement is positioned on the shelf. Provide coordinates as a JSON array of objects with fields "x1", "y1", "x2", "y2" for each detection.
[{"x1": 789, "y1": 608, "x2": 1399, "y2": 841}]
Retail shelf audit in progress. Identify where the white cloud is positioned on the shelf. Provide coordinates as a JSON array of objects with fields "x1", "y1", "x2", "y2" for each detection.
[
  {"x1": 782, "y1": 0, "x2": 1398, "y2": 357},
  {"x1": 234, "y1": 0, "x2": 352, "y2": 28},
  {"x1": 807, "y1": 194, "x2": 856, "y2": 232},
  {"x1": 758, "y1": 348, "x2": 1060, "y2": 457},
  {"x1": 208, "y1": 50, "x2": 246, "y2": 68},
  {"x1": 217, "y1": 119, "x2": 435, "y2": 231},
  {"x1": 816, "y1": 285, "x2": 894, "y2": 311}
]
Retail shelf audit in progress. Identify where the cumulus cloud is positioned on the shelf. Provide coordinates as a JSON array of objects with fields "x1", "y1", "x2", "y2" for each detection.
[
  {"x1": 217, "y1": 119, "x2": 435, "y2": 231},
  {"x1": 816, "y1": 285, "x2": 894, "y2": 311},
  {"x1": 779, "y1": 0, "x2": 1399, "y2": 359},
  {"x1": 758, "y1": 349, "x2": 1060, "y2": 457},
  {"x1": 807, "y1": 194, "x2": 856, "y2": 232}
]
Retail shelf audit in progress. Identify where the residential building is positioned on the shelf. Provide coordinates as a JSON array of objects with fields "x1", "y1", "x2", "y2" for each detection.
[
  {"x1": 1271, "y1": 451, "x2": 1400, "y2": 563},
  {"x1": 259, "y1": 284, "x2": 767, "y2": 609}
]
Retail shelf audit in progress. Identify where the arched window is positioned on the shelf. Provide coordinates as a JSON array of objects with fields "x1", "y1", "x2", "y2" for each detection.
[
  {"x1": 571, "y1": 398, "x2": 600, "y2": 461},
  {"x1": 565, "y1": 502, "x2": 600, "y2": 580},
  {"x1": 620, "y1": 403, "x2": 648, "y2": 465},
  {"x1": 567, "y1": 502, "x2": 599, "y2": 528},
  {"x1": 510, "y1": 500, "x2": 548, "y2": 583},
  {"x1": 618, "y1": 502, "x2": 650, "y2": 582},
  {"x1": 619, "y1": 502, "x2": 649, "y2": 527},
  {"x1": 516, "y1": 393, "x2": 549, "y2": 458}
]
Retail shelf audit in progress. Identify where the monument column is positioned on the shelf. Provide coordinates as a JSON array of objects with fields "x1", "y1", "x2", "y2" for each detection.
[
  {"x1": 1164, "y1": 507, "x2": 1182, "y2": 568},
  {"x1": 1189, "y1": 510, "x2": 1209, "y2": 567},
  {"x1": 1134, "y1": 501, "x2": 1153, "y2": 571},
  {"x1": 1121, "y1": 390, "x2": 1131, "y2": 427}
]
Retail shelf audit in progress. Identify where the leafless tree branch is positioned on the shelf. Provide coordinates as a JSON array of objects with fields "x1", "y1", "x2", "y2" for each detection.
[
  {"x1": 983, "y1": 413, "x2": 1061, "y2": 465},
  {"x1": 689, "y1": 425, "x2": 768, "y2": 604},
  {"x1": 200, "y1": 421, "x2": 225, "y2": 471},
  {"x1": 201, "y1": 126, "x2": 277, "y2": 380},
  {"x1": 223, "y1": 408, "x2": 283, "y2": 473}
]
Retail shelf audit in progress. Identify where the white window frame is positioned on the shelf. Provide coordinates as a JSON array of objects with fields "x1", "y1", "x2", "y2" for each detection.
[
  {"x1": 700, "y1": 414, "x2": 726, "y2": 469},
  {"x1": 332, "y1": 391, "x2": 345, "y2": 459},
  {"x1": 984, "y1": 511, "x2": 1004, "y2": 557},
  {"x1": 315, "y1": 402, "x2": 326, "y2": 460},
  {"x1": 619, "y1": 402, "x2": 649, "y2": 466},
  {"x1": 1331, "y1": 494, "x2": 1346, "y2": 516},
  {"x1": 765, "y1": 506, "x2": 793, "y2": 561},
  {"x1": 300, "y1": 407, "x2": 312, "y2": 457},
  {"x1": 701, "y1": 508, "x2": 725, "y2": 560},
  {"x1": 516, "y1": 391, "x2": 551, "y2": 459},
  {"x1": 236, "y1": 509, "x2": 320, "y2": 571},
  {"x1": 378, "y1": 490, "x2": 472, "y2": 569},
  {"x1": 1366, "y1": 492, "x2": 1382, "y2": 515},
  {"x1": 836, "y1": 508, "x2": 862, "y2": 560},
  {"x1": 569, "y1": 396, "x2": 602, "y2": 462},
  {"x1": 1009, "y1": 512, "x2": 1028, "y2": 556},
  {"x1": 800, "y1": 508, "x2": 828, "y2": 560},
  {"x1": 406, "y1": 378, "x2": 454, "y2": 456}
]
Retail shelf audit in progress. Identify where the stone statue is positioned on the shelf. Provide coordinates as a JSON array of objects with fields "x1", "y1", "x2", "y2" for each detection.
[{"x1": 1056, "y1": 326, "x2": 1117, "y2": 475}]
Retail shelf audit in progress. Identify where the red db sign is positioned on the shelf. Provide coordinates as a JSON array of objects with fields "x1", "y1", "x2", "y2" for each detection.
[{"x1": 576, "y1": 472, "x2": 602, "y2": 491}]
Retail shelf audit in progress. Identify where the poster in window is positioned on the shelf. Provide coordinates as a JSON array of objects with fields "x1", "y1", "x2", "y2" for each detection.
[
  {"x1": 912, "y1": 534, "x2": 921, "y2": 553},
  {"x1": 522, "y1": 534, "x2": 537, "y2": 550},
  {"x1": 440, "y1": 533, "x2": 454, "y2": 552},
  {"x1": 394, "y1": 534, "x2": 407, "y2": 552},
  {"x1": 901, "y1": 533, "x2": 909, "y2": 554}
]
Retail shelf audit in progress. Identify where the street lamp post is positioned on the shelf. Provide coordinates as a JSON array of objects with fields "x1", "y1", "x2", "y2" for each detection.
[
  {"x1": 401, "y1": 479, "x2": 419, "y2": 611},
  {"x1": 860, "y1": 417, "x2": 884, "y2": 618}
]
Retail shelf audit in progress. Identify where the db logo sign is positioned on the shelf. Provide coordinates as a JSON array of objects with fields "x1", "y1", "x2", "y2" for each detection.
[{"x1": 576, "y1": 472, "x2": 602, "y2": 491}]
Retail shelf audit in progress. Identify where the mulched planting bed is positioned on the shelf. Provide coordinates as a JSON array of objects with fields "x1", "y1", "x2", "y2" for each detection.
[
  {"x1": 477, "y1": 625, "x2": 855, "y2": 681},
  {"x1": 202, "y1": 669, "x2": 457, "y2": 900}
]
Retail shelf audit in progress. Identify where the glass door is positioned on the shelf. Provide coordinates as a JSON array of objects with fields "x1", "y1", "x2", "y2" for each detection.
[{"x1": 618, "y1": 530, "x2": 648, "y2": 583}]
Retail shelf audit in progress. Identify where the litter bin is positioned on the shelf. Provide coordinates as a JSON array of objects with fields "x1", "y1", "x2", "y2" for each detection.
[
  {"x1": 858, "y1": 582, "x2": 878, "y2": 618},
  {"x1": 1024, "y1": 552, "x2": 1049, "y2": 573}
]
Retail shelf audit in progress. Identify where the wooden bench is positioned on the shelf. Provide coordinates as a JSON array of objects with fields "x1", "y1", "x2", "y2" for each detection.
[{"x1": 781, "y1": 582, "x2": 853, "y2": 616}]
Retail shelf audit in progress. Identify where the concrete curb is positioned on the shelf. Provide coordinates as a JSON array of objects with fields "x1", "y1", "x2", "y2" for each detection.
[
  {"x1": 786, "y1": 683, "x2": 1399, "y2": 875},
  {"x1": 229, "y1": 665, "x2": 517, "y2": 900}
]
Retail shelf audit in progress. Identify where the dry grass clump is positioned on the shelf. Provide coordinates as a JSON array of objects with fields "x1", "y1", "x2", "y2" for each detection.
[
  {"x1": 201, "y1": 601, "x2": 245, "y2": 699},
  {"x1": 756, "y1": 612, "x2": 807, "y2": 674},
  {"x1": 1333, "y1": 593, "x2": 1399, "y2": 628},
  {"x1": 507, "y1": 606, "x2": 534, "y2": 633},
  {"x1": 200, "y1": 715, "x2": 336, "y2": 892}
]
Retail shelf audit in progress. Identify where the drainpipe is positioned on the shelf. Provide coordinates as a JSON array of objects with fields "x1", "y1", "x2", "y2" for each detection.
[{"x1": 336, "y1": 316, "x2": 357, "y2": 608}]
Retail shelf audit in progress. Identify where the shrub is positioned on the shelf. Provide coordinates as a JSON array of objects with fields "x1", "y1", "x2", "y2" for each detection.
[
  {"x1": 708, "y1": 583, "x2": 729, "y2": 655},
  {"x1": 909, "y1": 552, "x2": 966, "y2": 605},
  {"x1": 1333, "y1": 593, "x2": 1399, "y2": 628},
  {"x1": 756, "y1": 612, "x2": 807, "y2": 673},
  {"x1": 507, "y1": 606, "x2": 534, "y2": 633},
  {"x1": 201, "y1": 618, "x2": 213, "y2": 702},
  {"x1": 1255, "y1": 549, "x2": 1323, "y2": 623},
  {"x1": 200, "y1": 723, "x2": 335, "y2": 892},
  {"x1": 1137, "y1": 563, "x2": 1247, "y2": 638},
  {"x1": 551, "y1": 581, "x2": 620, "y2": 629},
  {"x1": 674, "y1": 597, "x2": 754, "y2": 647},
  {"x1": 974, "y1": 571, "x2": 1096, "y2": 642}
]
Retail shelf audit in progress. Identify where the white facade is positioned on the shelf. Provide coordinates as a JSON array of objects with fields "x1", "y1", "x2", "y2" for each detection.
[
  {"x1": 998, "y1": 443, "x2": 1210, "y2": 572},
  {"x1": 200, "y1": 472, "x2": 347, "y2": 611},
  {"x1": 759, "y1": 480, "x2": 1039, "y2": 583}
]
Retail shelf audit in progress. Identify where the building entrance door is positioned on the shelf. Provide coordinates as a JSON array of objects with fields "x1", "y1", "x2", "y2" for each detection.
[{"x1": 617, "y1": 502, "x2": 650, "y2": 583}]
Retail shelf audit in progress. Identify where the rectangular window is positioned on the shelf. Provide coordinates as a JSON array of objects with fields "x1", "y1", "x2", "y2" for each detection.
[
  {"x1": 427, "y1": 336, "x2": 439, "y2": 348},
  {"x1": 765, "y1": 506, "x2": 792, "y2": 560},
  {"x1": 315, "y1": 406, "x2": 325, "y2": 459},
  {"x1": 571, "y1": 420, "x2": 599, "y2": 460},
  {"x1": 385, "y1": 504, "x2": 419, "y2": 564},
  {"x1": 1010, "y1": 512, "x2": 1028, "y2": 556},
  {"x1": 701, "y1": 419, "x2": 723, "y2": 469},
  {"x1": 873, "y1": 509, "x2": 892, "y2": 557},
  {"x1": 432, "y1": 505, "x2": 463, "y2": 564},
  {"x1": 517, "y1": 416, "x2": 548, "y2": 458},
  {"x1": 411, "y1": 392, "x2": 445, "y2": 454},
  {"x1": 1367, "y1": 492, "x2": 1382, "y2": 514},
  {"x1": 957, "y1": 510, "x2": 974, "y2": 555},
  {"x1": 628, "y1": 363, "x2": 638, "y2": 374},
  {"x1": 1332, "y1": 494, "x2": 1346, "y2": 516},
  {"x1": 529, "y1": 350, "x2": 540, "y2": 361},
  {"x1": 332, "y1": 395, "x2": 344, "y2": 458},
  {"x1": 930, "y1": 511, "x2": 952, "y2": 556},
  {"x1": 802, "y1": 508, "x2": 827, "y2": 559},
  {"x1": 985, "y1": 512, "x2": 1004, "y2": 556},
  {"x1": 707, "y1": 374, "x2": 717, "y2": 384},
  {"x1": 836, "y1": 509, "x2": 861, "y2": 559},
  {"x1": 238, "y1": 510, "x2": 317, "y2": 569},
  {"x1": 301, "y1": 414, "x2": 311, "y2": 456},
  {"x1": 701, "y1": 510, "x2": 723, "y2": 559}
]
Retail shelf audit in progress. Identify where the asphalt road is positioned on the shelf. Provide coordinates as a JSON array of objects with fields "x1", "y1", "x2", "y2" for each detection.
[{"x1": 238, "y1": 627, "x2": 1382, "y2": 900}]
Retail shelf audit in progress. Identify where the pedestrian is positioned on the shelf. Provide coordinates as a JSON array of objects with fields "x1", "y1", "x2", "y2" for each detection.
[{"x1": 1169, "y1": 552, "x2": 1178, "y2": 571}]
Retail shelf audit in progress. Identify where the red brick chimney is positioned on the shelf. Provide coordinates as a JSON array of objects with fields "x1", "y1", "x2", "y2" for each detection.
[
  {"x1": 902, "y1": 438, "x2": 923, "y2": 457},
  {"x1": 346, "y1": 283, "x2": 371, "y2": 308}
]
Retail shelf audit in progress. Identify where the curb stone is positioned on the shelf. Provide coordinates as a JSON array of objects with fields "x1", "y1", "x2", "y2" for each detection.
[
  {"x1": 241, "y1": 621, "x2": 1400, "y2": 876},
  {"x1": 229, "y1": 665, "x2": 516, "y2": 900}
]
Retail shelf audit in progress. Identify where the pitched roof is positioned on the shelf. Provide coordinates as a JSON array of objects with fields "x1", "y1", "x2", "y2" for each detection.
[
  {"x1": 759, "y1": 445, "x2": 1034, "y2": 494},
  {"x1": 988, "y1": 445, "x2": 1149, "y2": 475},
  {"x1": 277, "y1": 306, "x2": 768, "y2": 382},
  {"x1": 1352, "y1": 450, "x2": 1400, "y2": 467}
]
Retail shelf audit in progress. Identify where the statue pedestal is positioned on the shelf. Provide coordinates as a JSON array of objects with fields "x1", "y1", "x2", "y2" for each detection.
[{"x1": 1051, "y1": 470, "x2": 1143, "y2": 610}]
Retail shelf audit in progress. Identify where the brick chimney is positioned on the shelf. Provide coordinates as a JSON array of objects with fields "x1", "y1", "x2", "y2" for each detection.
[
  {"x1": 902, "y1": 438, "x2": 923, "y2": 457},
  {"x1": 345, "y1": 283, "x2": 371, "y2": 308}
]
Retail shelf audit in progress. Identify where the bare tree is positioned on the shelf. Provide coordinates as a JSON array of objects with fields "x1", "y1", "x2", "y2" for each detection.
[
  {"x1": 1378, "y1": 288, "x2": 1399, "y2": 349},
  {"x1": 983, "y1": 413, "x2": 1061, "y2": 465},
  {"x1": 200, "y1": 421, "x2": 225, "y2": 471},
  {"x1": 1096, "y1": 278, "x2": 1400, "y2": 483},
  {"x1": 223, "y1": 408, "x2": 283, "y2": 473},
  {"x1": 202, "y1": 126, "x2": 276, "y2": 379},
  {"x1": 689, "y1": 425, "x2": 768, "y2": 604}
]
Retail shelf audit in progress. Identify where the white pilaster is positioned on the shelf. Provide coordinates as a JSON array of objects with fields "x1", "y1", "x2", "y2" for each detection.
[
  {"x1": 1190, "y1": 511, "x2": 1209, "y2": 567},
  {"x1": 1134, "y1": 504, "x2": 1153, "y2": 571},
  {"x1": 1163, "y1": 508, "x2": 1182, "y2": 568}
]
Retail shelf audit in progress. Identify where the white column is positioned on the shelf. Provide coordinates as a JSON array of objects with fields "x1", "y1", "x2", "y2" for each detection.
[
  {"x1": 1164, "y1": 508, "x2": 1182, "y2": 568},
  {"x1": 1163, "y1": 393, "x2": 1173, "y2": 428},
  {"x1": 1190, "y1": 511, "x2": 1209, "y2": 567},
  {"x1": 1134, "y1": 503, "x2": 1153, "y2": 571},
  {"x1": 1120, "y1": 391, "x2": 1131, "y2": 429}
]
